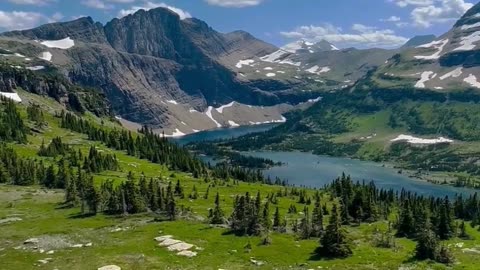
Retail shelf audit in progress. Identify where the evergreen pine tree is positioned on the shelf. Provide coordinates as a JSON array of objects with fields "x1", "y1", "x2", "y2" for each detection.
[
  {"x1": 318, "y1": 202, "x2": 353, "y2": 258},
  {"x1": 210, "y1": 192, "x2": 224, "y2": 224},
  {"x1": 311, "y1": 199, "x2": 324, "y2": 237}
]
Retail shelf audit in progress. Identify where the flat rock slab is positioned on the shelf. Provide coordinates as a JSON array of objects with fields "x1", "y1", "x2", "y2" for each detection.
[
  {"x1": 167, "y1": 242, "x2": 193, "y2": 252},
  {"x1": 154, "y1": 235, "x2": 173, "y2": 242},
  {"x1": 462, "y1": 248, "x2": 480, "y2": 254},
  {"x1": 98, "y1": 265, "x2": 121, "y2": 270},
  {"x1": 177, "y1": 250, "x2": 197, "y2": 257},
  {"x1": 158, "y1": 239, "x2": 182, "y2": 247}
]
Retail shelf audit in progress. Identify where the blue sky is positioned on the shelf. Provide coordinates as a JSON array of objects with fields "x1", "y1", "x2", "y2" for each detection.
[{"x1": 0, "y1": 0, "x2": 476, "y2": 48}]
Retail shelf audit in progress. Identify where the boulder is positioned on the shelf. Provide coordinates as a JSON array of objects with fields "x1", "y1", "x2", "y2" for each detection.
[{"x1": 154, "y1": 235, "x2": 173, "y2": 242}]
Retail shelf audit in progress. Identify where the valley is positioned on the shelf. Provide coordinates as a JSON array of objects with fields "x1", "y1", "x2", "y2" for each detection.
[{"x1": 2, "y1": 1, "x2": 480, "y2": 269}]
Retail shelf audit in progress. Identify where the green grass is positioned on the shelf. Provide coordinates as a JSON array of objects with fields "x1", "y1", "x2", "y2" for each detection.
[{"x1": 2, "y1": 93, "x2": 480, "y2": 269}]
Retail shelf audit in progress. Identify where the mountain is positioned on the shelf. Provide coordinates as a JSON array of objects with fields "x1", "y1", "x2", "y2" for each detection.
[
  {"x1": 281, "y1": 39, "x2": 339, "y2": 54},
  {"x1": 230, "y1": 38, "x2": 397, "y2": 92},
  {"x1": 401, "y1": 35, "x2": 436, "y2": 48},
  {"x1": 0, "y1": 8, "x2": 311, "y2": 136},
  {"x1": 367, "y1": 2, "x2": 480, "y2": 91}
]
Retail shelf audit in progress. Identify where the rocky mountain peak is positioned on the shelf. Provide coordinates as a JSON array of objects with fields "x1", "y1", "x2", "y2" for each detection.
[
  {"x1": 2, "y1": 16, "x2": 107, "y2": 44},
  {"x1": 281, "y1": 39, "x2": 338, "y2": 54}
]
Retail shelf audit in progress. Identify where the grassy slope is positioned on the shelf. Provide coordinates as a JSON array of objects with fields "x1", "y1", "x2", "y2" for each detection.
[{"x1": 1, "y1": 93, "x2": 480, "y2": 269}]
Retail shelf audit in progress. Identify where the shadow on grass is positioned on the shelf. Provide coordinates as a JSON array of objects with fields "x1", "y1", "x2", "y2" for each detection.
[
  {"x1": 55, "y1": 202, "x2": 74, "y2": 210},
  {"x1": 68, "y1": 212, "x2": 97, "y2": 219},
  {"x1": 308, "y1": 247, "x2": 347, "y2": 261}
]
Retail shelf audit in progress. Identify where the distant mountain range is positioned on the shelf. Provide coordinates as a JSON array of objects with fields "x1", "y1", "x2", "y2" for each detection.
[
  {"x1": 1, "y1": 3, "x2": 477, "y2": 135},
  {"x1": 365, "y1": 3, "x2": 480, "y2": 91}
]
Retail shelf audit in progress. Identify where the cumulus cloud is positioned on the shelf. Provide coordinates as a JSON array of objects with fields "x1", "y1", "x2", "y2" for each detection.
[
  {"x1": 118, "y1": 1, "x2": 192, "y2": 20},
  {"x1": 280, "y1": 23, "x2": 408, "y2": 49},
  {"x1": 390, "y1": 0, "x2": 474, "y2": 28},
  {"x1": 81, "y1": 0, "x2": 114, "y2": 10},
  {"x1": 0, "y1": 10, "x2": 62, "y2": 30},
  {"x1": 205, "y1": 0, "x2": 264, "y2": 8}
]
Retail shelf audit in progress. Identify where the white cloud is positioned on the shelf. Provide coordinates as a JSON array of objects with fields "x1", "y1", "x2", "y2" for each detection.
[
  {"x1": 411, "y1": 0, "x2": 473, "y2": 27},
  {"x1": 205, "y1": 0, "x2": 264, "y2": 7},
  {"x1": 391, "y1": 0, "x2": 434, "y2": 7},
  {"x1": 390, "y1": 0, "x2": 474, "y2": 28},
  {"x1": 381, "y1": 16, "x2": 402, "y2": 22},
  {"x1": 0, "y1": 10, "x2": 61, "y2": 30},
  {"x1": 118, "y1": 2, "x2": 192, "y2": 20},
  {"x1": 280, "y1": 23, "x2": 408, "y2": 49},
  {"x1": 81, "y1": 0, "x2": 114, "y2": 10},
  {"x1": 7, "y1": 0, "x2": 55, "y2": 5}
]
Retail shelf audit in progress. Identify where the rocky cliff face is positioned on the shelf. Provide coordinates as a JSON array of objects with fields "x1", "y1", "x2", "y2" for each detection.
[{"x1": 0, "y1": 8, "x2": 308, "y2": 135}]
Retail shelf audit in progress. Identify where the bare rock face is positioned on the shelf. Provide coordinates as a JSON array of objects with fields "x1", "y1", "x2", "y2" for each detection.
[{"x1": 0, "y1": 7, "x2": 297, "y2": 132}]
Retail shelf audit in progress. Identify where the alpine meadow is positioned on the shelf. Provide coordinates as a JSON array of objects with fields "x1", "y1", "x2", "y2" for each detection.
[{"x1": 3, "y1": 0, "x2": 480, "y2": 269}]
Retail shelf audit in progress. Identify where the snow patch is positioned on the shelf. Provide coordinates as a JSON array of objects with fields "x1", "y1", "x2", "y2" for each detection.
[
  {"x1": 440, "y1": 67, "x2": 463, "y2": 80},
  {"x1": 264, "y1": 67, "x2": 273, "y2": 70},
  {"x1": 415, "y1": 71, "x2": 435, "y2": 88},
  {"x1": 464, "y1": 74, "x2": 480, "y2": 88},
  {"x1": 414, "y1": 39, "x2": 449, "y2": 60},
  {"x1": 164, "y1": 129, "x2": 185, "y2": 138},
  {"x1": 305, "y1": 65, "x2": 330, "y2": 74},
  {"x1": 39, "y1": 52, "x2": 52, "y2": 62},
  {"x1": 216, "y1": 102, "x2": 235, "y2": 113},
  {"x1": 266, "y1": 73, "x2": 276, "y2": 77},
  {"x1": 277, "y1": 71, "x2": 285, "y2": 74},
  {"x1": 453, "y1": 31, "x2": 480, "y2": 51},
  {"x1": 0, "y1": 92, "x2": 21, "y2": 102},
  {"x1": 40, "y1": 37, "x2": 75, "y2": 49},
  {"x1": 260, "y1": 50, "x2": 288, "y2": 62},
  {"x1": 166, "y1": 100, "x2": 178, "y2": 105},
  {"x1": 205, "y1": 106, "x2": 222, "y2": 128},
  {"x1": 26, "y1": 66, "x2": 45, "y2": 71},
  {"x1": 391, "y1": 134, "x2": 453, "y2": 145},
  {"x1": 228, "y1": 120, "x2": 240, "y2": 127},
  {"x1": 461, "y1": 22, "x2": 480, "y2": 30},
  {"x1": 307, "y1": 97, "x2": 322, "y2": 103},
  {"x1": 235, "y1": 59, "x2": 254, "y2": 68},
  {"x1": 260, "y1": 50, "x2": 301, "y2": 66}
]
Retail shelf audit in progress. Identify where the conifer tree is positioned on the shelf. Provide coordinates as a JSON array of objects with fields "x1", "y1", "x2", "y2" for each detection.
[
  {"x1": 273, "y1": 207, "x2": 283, "y2": 232},
  {"x1": 458, "y1": 221, "x2": 469, "y2": 239},
  {"x1": 311, "y1": 199, "x2": 324, "y2": 237},
  {"x1": 415, "y1": 226, "x2": 439, "y2": 261},
  {"x1": 210, "y1": 192, "x2": 224, "y2": 224},
  {"x1": 437, "y1": 197, "x2": 454, "y2": 240},
  {"x1": 166, "y1": 187, "x2": 176, "y2": 221},
  {"x1": 396, "y1": 199, "x2": 415, "y2": 238},
  {"x1": 318, "y1": 202, "x2": 352, "y2": 258},
  {"x1": 262, "y1": 201, "x2": 272, "y2": 231},
  {"x1": 299, "y1": 206, "x2": 312, "y2": 239}
]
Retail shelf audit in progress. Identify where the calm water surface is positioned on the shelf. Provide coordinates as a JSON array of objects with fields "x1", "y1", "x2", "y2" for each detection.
[{"x1": 174, "y1": 125, "x2": 475, "y2": 197}]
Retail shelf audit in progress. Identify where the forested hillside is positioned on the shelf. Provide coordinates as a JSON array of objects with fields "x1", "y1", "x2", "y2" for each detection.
[{"x1": 1, "y1": 75, "x2": 480, "y2": 270}]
